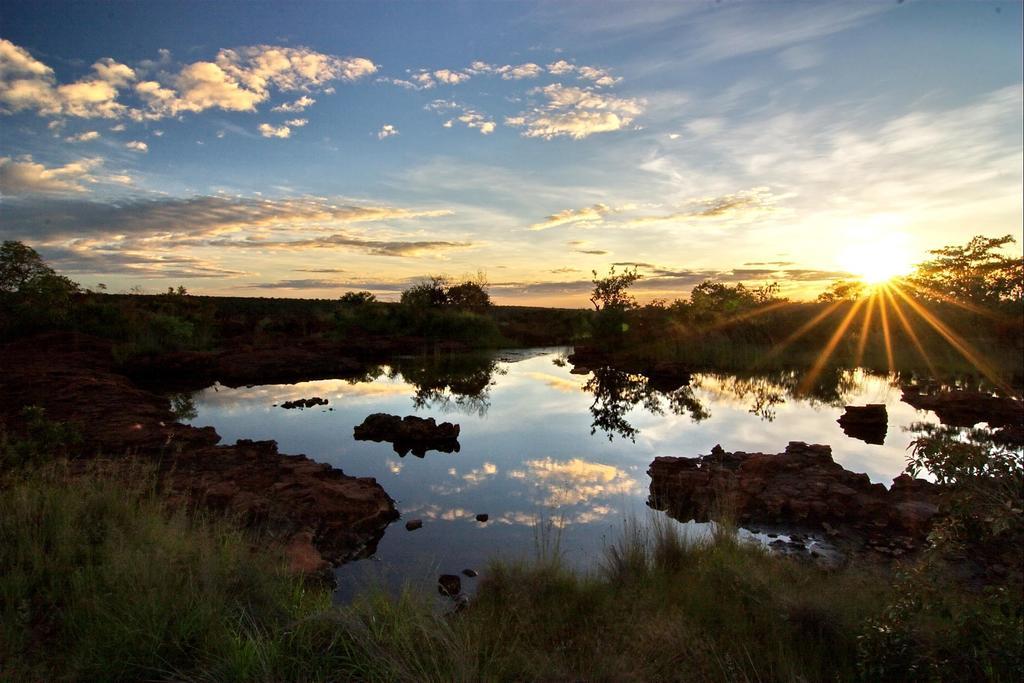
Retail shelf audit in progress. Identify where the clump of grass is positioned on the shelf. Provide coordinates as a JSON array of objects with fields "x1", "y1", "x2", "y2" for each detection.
[{"x1": 0, "y1": 462, "x2": 330, "y2": 681}]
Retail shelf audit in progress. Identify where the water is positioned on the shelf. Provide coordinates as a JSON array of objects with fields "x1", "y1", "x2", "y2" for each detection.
[{"x1": 182, "y1": 347, "x2": 940, "y2": 597}]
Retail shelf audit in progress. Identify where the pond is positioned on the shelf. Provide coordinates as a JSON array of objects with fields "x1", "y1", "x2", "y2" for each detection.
[{"x1": 182, "y1": 347, "x2": 941, "y2": 599}]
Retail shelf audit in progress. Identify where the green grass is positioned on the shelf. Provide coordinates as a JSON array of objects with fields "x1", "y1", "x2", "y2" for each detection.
[{"x1": 2, "y1": 464, "x2": 1019, "y2": 681}]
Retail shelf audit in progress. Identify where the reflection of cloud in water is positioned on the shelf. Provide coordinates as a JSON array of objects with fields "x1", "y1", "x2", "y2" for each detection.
[
  {"x1": 195, "y1": 377, "x2": 412, "y2": 408},
  {"x1": 522, "y1": 371, "x2": 588, "y2": 394},
  {"x1": 509, "y1": 457, "x2": 639, "y2": 507},
  {"x1": 429, "y1": 462, "x2": 498, "y2": 495}
]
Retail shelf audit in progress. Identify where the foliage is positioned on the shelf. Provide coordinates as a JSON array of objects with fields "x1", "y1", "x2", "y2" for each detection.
[
  {"x1": 687, "y1": 279, "x2": 781, "y2": 316},
  {"x1": 857, "y1": 422, "x2": 1024, "y2": 680},
  {"x1": 589, "y1": 265, "x2": 642, "y2": 311},
  {"x1": 0, "y1": 407, "x2": 83, "y2": 470},
  {"x1": 909, "y1": 233, "x2": 1024, "y2": 306},
  {"x1": 339, "y1": 290, "x2": 377, "y2": 306},
  {"x1": 817, "y1": 278, "x2": 867, "y2": 302},
  {"x1": 0, "y1": 241, "x2": 81, "y2": 335}
]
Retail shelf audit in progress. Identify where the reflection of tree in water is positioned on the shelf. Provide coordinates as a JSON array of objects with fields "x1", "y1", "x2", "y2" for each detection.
[
  {"x1": 584, "y1": 367, "x2": 710, "y2": 442},
  {"x1": 168, "y1": 392, "x2": 198, "y2": 421},
  {"x1": 389, "y1": 353, "x2": 505, "y2": 417}
]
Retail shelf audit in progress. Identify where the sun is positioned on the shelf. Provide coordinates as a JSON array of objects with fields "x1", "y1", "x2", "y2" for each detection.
[{"x1": 838, "y1": 240, "x2": 914, "y2": 285}]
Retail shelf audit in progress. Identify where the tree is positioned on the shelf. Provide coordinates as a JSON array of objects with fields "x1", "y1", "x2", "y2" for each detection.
[
  {"x1": 590, "y1": 266, "x2": 642, "y2": 311},
  {"x1": 339, "y1": 291, "x2": 377, "y2": 306},
  {"x1": 400, "y1": 276, "x2": 450, "y2": 308},
  {"x1": 817, "y1": 279, "x2": 866, "y2": 303},
  {"x1": 1, "y1": 241, "x2": 69, "y2": 294},
  {"x1": 909, "y1": 234, "x2": 1023, "y2": 305}
]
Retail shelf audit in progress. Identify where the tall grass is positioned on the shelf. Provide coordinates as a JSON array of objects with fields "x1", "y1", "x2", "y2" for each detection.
[{"x1": 2, "y1": 465, "x2": 1018, "y2": 681}]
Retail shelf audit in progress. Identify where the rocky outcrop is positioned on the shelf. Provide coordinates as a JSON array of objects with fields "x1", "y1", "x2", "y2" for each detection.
[
  {"x1": 0, "y1": 332, "x2": 399, "y2": 579},
  {"x1": 902, "y1": 385, "x2": 1023, "y2": 429},
  {"x1": 837, "y1": 404, "x2": 888, "y2": 445},
  {"x1": 902, "y1": 386, "x2": 1024, "y2": 447},
  {"x1": 125, "y1": 342, "x2": 372, "y2": 391},
  {"x1": 353, "y1": 413, "x2": 460, "y2": 457},
  {"x1": 648, "y1": 442, "x2": 941, "y2": 553}
]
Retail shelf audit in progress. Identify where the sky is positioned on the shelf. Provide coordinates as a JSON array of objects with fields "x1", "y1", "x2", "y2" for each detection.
[{"x1": 0, "y1": 0, "x2": 1021, "y2": 306}]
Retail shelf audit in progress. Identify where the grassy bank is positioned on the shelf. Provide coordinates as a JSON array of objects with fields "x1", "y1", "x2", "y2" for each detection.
[{"x1": 3, "y1": 463, "x2": 1020, "y2": 681}]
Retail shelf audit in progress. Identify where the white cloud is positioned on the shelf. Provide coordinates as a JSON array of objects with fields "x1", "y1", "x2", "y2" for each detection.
[
  {"x1": 507, "y1": 83, "x2": 644, "y2": 140},
  {"x1": 531, "y1": 203, "x2": 613, "y2": 230},
  {"x1": 377, "y1": 123, "x2": 398, "y2": 139},
  {"x1": 258, "y1": 123, "x2": 291, "y2": 138},
  {"x1": 426, "y1": 99, "x2": 495, "y2": 134},
  {"x1": 547, "y1": 59, "x2": 576, "y2": 75},
  {"x1": 0, "y1": 39, "x2": 374, "y2": 121},
  {"x1": 272, "y1": 95, "x2": 316, "y2": 112},
  {"x1": 0, "y1": 155, "x2": 101, "y2": 194},
  {"x1": 497, "y1": 62, "x2": 543, "y2": 80},
  {"x1": 125, "y1": 140, "x2": 148, "y2": 152},
  {"x1": 65, "y1": 130, "x2": 100, "y2": 143},
  {"x1": 285, "y1": 117, "x2": 308, "y2": 127}
]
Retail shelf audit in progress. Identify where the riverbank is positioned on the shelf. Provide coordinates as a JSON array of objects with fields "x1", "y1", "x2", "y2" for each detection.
[{"x1": 3, "y1": 463, "x2": 1019, "y2": 681}]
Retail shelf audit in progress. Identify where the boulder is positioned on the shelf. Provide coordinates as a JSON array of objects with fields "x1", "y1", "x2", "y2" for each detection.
[
  {"x1": 475, "y1": 513, "x2": 489, "y2": 523},
  {"x1": 405, "y1": 519, "x2": 423, "y2": 531},
  {"x1": 901, "y1": 386, "x2": 1023, "y2": 430},
  {"x1": 353, "y1": 413, "x2": 460, "y2": 457}
]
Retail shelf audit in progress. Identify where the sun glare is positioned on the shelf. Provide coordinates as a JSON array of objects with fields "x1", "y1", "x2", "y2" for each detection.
[{"x1": 839, "y1": 238, "x2": 914, "y2": 285}]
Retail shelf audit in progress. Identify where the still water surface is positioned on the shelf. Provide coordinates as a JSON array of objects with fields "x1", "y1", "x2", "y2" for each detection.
[{"x1": 184, "y1": 347, "x2": 939, "y2": 597}]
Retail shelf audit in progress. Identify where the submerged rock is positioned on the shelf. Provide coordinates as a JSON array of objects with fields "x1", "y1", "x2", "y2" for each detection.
[
  {"x1": 648, "y1": 441, "x2": 941, "y2": 553},
  {"x1": 462, "y1": 568, "x2": 478, "y2": 578},
  {"x1": 353, "y1": 413, "x2": 460, "y2": 457},
  {"x1": 438, "y1": 574, "x2": 462, "y2": 597},
  {"x1": 837, "y1": 404, "x2": 888, "y2": 445}
]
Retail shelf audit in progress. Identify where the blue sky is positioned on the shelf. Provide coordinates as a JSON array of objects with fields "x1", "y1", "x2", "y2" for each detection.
[{"x1": 1, "y1": 0, "x2": 1021, "y2": 305}]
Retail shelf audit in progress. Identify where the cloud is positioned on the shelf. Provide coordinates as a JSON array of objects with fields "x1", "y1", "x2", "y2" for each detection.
[
  {"x1": 377, "y1": 123, "x2": 398, "y2": 139},
  {"x1": 209, "y1": 233, "x2": 472, "y2": 257},
  {"x1": 0, "y1": 194, "x2": 453, "y2": 241},
  {"x1": 426, "y1": 99, "x2": 495, "y2": 134},
  {"x1": 39, "y1": 246, "x2": 246, "y2": 279},
  {"x1": 285, "y1": 117, "x2": 307, "y2": 127},
  {"x1": 546, "y1": 59, "x2": 576, "y2": 75},
  {"x1": 497, "y1": 62, "x2": 543, "y2": 80},
  {"x1": 507, "y1": 83, "x2": 644, "y2": 139},
  {"x1": 65, "y1": 130, "x2": 100, "y2": 143},
  {"x1": 530, "y1": 203, "x2": 612, "y2": 230},
  {"x1": 125, "y1": 140, "x2": 148, "y2": 152},
  {"x1": 1, "y1": 40, "x2": 375, "y2": 121},
  {"x1": 258, "y1": 122, "x2": 291, "y2": 138},
  {"x1": 271, "y1": 95, "x2": 315, "y2": 112},
  {"x1": 0, "y1": 40, "x2": 134, "y2": 118},
  {"x1": 624, "y1": 188, "x2": 779, "y2": 226},
  {"x1": 246, "y1": 278, "x2": 348, "y2": 289},
  {"x1": 0, "y1": 155, "x2": 101, "y2": 194},
  {"x1": 574, "y1": 248, "x2": 608, "y2": 255}
]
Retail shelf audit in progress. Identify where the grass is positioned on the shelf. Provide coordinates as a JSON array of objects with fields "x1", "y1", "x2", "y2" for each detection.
[{"x1": 1, "y1": 463, "x2": 1019, "y2": 681}]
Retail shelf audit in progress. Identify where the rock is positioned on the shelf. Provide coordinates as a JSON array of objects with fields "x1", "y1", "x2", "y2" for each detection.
[
  {"x1": 0, "y1": 332, "x2": 400, "y2": 578},
  {"x1": 438, "y1": 574, "x2": 462, "y2": 597},
  {"x1": 837, "y1": 404, "x2": 888, "y2": 445},
  {"x1": 462, "y1": 568, "x2": 478, "y2": 578},
  {"x1": 405, "y1": 519, "x2": 423, "y2": 531},
  {"x1": 901, "y1": 386, "x2": 1023, "y2": 431},
  {"x1": 648, "y1": 441, "x2": 942, "y2": 552},
  {"x1": 353, "y1": 413, "x2": 461, "y2": 457},
  {"x1": 280, "y1": 396, "x2": 328, "y2": 409},
  {"x1": 475, "y1": 513, "x2": 489, "y2": 522}
]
